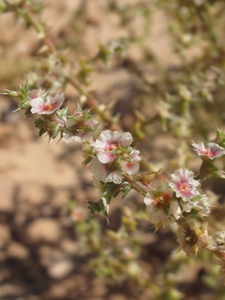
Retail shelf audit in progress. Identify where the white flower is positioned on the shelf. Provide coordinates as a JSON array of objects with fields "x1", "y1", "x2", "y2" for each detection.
[
  {"x1": 144, "y1": 184, "x2": 181, "y2": 229},
  {"x1": 91, "y1": 158, "x2": 123, "y2": 184},
  {"x1": 192, "y1": 142, "x2": 225, "y2": 159},
  {"x1": 120, "y1": 149, "x2": 141, "y2": 175},
  {"x1": 169, "y1": 168, "x2": 200, "y2": 201},
  {"x1": 93, "y1": 130, "x2": 133, "y2": 164},
  {"x1": 29, "y1": 92, "x2": 64, "y2": 115},
  {"x1": 63, "y1": 115, "x2": 98, "y2": 143},
  {"x1": 207, "y1": 231, "x2": 225, "y2": 252},
  {"x1": 181, "y1": 194, "x2": 210, "y2": 217}
]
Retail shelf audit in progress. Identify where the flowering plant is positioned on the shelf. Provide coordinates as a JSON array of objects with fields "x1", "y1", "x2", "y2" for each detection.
[
  {"x1": 2, "y1": 0, "x2": 225, "y2": 298},
  {"x1": 7, "y1": 83, "x2": 225, "y2": 285}
]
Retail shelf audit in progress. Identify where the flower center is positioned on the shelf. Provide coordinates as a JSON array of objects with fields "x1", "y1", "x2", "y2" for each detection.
[
  {"x1": 203, "y1": 149, "x2": 211, "y2": 156},
  {"x1": 43, "y1": 103, "x2": 57, "y2": 111},
  {"x1": 179, "y1": 183, "x2": 190, "y2": 192},
  {"x1": 106, "y1": 143, "x2": 118, "y2": 151},
  {"x1": 154, "y1": 192, "x2": 171, "y2": 209}
]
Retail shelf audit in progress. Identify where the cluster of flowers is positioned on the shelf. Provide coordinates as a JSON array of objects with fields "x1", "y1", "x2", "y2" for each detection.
[
  {"x1": 91, "y1": 130, "x2": 141, "y2": 184},
  {"x1": 24, "y1": 88, "x2": 99, "y2": 142},
  {"x1": 144, "y1": 168, "x2": 210, "y2": 230},
  {"x1": 17, "y1": 88, "x2": 141, "y2": 184},
  {"x1": 144, "y1": 142, "x2": 225, "y2": 230},
  {"x1": 17, "y1": 88, "x2": 225, "y2": 217},
  {"x1": 12, "y1": 88, "x2": 225, "y2": 282}
]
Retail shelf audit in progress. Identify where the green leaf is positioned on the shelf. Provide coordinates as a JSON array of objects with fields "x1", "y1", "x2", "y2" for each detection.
[
  {"x1": 39, "y1": 127, "x2": 47, "y2": 137},
  {"x1": 20, "y1": 82, "x2": 30, "y2": 104},
  {"x1": 88, "y1": 199, "x2": 109, "y2": 218},
  {"x1": 122, "y1": 185, "x2": 131, "y2": 198},
  {"x1": 58, "y1": 106, "x2": 68, "y2": 118},
  {"x1": 82, "y1": 155, "x2": 93, "y2": 165},
  {"x1": 51, "y1": 122, "x2": 61, "y2": 139}
]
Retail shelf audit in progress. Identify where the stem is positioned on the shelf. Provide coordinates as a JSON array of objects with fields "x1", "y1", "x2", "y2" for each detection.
[
  {"x1": 66, "y1": 77, "x2": 121, "y2": 130},
  {"x1": 66, "y1": 76, "x2": 86, "y2": 95},
  {"x1": 48, "y1": 112, "x2": 66, "y2": 127},
  {"x1": 22, "y1": 10, "x2": 45, "y2": 38},
  {"x1": 124, "y1": 174, "x2": 149, "y2": 196},
  {"x1": 22, "y1": 7, "x2": 55, "y2": 53},
  {"x1": 5, "y1": 0, "x2": 124, "y2": 130},
  {"x1": 195, "y1": 160, "x2": 211, "y2": 181}
]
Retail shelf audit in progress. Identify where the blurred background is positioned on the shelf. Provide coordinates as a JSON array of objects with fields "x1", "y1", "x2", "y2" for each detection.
[{"x1": 1, "y1": 0, "x2": 225, "y2": 299}]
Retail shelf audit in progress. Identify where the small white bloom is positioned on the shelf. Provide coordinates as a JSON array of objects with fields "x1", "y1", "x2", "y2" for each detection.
[
  {"x1": 192, "y1": 142, "x2": 225, "y2": 159},
  {"x1": 29, "y1": 93, "x2": 65, "y2": 115},
  {"x1": 181, "y1": 194, "x2": 210, "y2": 217},
  {"x1": 91, "y1": 158, "x2": 123, "y2": 184},
  {"x1": 169, "y1": 168, "x2": 200, "y2": 201},
  {"x1": 93, "y1": 130, "x2": 133, "y2": 164},
  {"x1": 144, "y1": 184, "x2": 181, "y2": 229}
]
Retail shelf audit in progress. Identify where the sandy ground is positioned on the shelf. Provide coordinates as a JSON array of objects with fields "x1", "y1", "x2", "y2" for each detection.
[{"x1": 0, "y1": 1, "x2": 224, "y2": 299}]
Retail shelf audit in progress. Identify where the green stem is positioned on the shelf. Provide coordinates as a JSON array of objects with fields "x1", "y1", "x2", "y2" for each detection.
[
  {"x1": 66, "y1": 77, "x2": 121, "y2": 130},
  {"x1": 66, "y1": 76, "x2": 86, "y2": 95},
  {"x1": 195, "y1": 160, "x2": 211, "y2": 181},
  {"x1": 124, "y1": 174, "x2": 149, "y2": 196}
]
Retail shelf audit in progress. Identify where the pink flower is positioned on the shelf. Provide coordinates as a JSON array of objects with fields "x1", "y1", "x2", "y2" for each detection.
[
  {"x1": 192, "y1": 142, "x2": 225, "y2": 160},
  {"x1": 90, "y1": 130, "x2": 141, "y2": 183},
  {"x1": 169, "y1": 168, "x2": 200, "y2": 201},
  {"x1": 181, "y1": 194, "x2": 210, "y2": 217},
  {"x1": 120, "y1": 149, "x2": 141, "y2": 175},
  {"x1": 63, "y1": 118, "x2": 98, "y2": 143},
  {"x1": 28, "y1": 88, "x2": 46, "y2": 101},
  {"x1": 90, "y1": 149, "x2": 141, "y2": 184},
  {"x1": 91, "y1": 158, "x2": 123, "y2": 184},
  {"x1": 144, "y1": 184, "x2": 181, "y2": 229},
  {"x1": 29, "y1": 92, "x2": 64, "y2": 115},
  {"x1": 93, "y1": 130, "x2": 133, "y2": 164}
]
